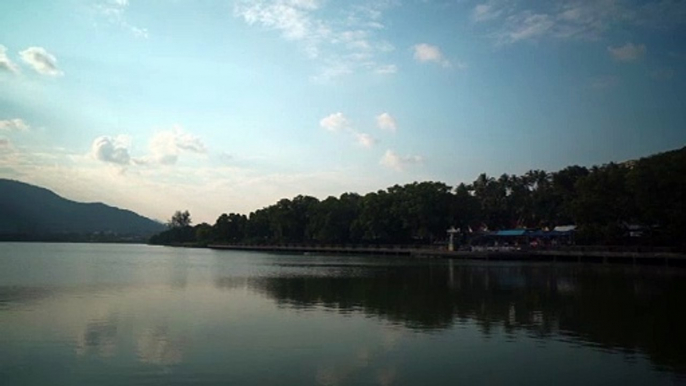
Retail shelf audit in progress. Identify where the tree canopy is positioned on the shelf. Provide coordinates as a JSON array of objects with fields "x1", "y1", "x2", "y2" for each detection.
[{"x1": 149, "y1": 146, "x2": 686, "y2": 248}]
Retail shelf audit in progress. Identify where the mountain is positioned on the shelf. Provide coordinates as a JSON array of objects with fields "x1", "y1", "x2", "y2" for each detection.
[{"x1": 0, "y1": 179, "x2": 165, "y2": 240}]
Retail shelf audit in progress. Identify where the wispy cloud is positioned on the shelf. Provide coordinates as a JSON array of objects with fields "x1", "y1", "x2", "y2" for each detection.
[
  {"x1": 0, "y1": 45, "x2": 19, "y2": 74},
  {"x1": 235, "y1": 0, "x2": 325, "y2": 46},
  {"x1": 474, "y1": 0, "x2": 686, "y2": 45},
  {"x1": 374, "y1": 64, "x2": 397, "y2": 74},
  {"x1": 19, "y1": 47, "x2": 63, "y2": 76},
  {"x1": 608, "y1": 42, "x2": 646, "y2": 62},
  {"x1": 503, "y1": 12, "x2": 554, "y2": 43},
  {"x1": 321, "y1": 112, "x2": 377, "y2": 148},
  {"x1": 590, "y1": 75, "x2": 619, "y2": 89},
  {"x1": 95, "y1": 0, "x2": 149, "y2": 38},
  {"x1": 0, "y1": 118, "x2": 29, "y2": 131},
  {"x1": 380, "y1": 149, "x2": 423, "y2": 171},
  {"x1": 472, "y1": 3, "x2": 503, "y2": 22},
  {"x1": 234, "y1": 0, "x2": 397, "y2": 80}
]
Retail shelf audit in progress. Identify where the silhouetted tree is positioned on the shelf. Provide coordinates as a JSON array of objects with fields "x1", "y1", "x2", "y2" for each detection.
[{"x1": 169, "y1": 210, "x2": 192, "y2": 228}]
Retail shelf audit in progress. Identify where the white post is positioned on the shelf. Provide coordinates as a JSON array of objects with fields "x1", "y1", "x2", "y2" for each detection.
[{"x1": 447, "y1": 227, "x2": 458, "y2": 251}]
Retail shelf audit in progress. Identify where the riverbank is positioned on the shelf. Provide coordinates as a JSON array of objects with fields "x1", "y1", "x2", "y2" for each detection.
[{"x1": 207, "y1": 244, "x2": 686, "y2": 267}]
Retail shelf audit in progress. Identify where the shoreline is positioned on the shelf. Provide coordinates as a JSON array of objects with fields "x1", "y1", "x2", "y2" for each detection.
[{"x1": 207, "y1": 244, "x2": 686, "y2": 267}]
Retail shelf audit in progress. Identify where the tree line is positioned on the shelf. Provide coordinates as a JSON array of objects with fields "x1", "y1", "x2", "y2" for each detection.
[{"x1": 149, "y1": 146, "x2": 685, "y2": 248}]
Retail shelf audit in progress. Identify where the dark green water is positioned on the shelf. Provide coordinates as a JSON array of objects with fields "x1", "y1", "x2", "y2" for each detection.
[{"x1": 1, "y1": 243, "x2": 685, "y2": 385}]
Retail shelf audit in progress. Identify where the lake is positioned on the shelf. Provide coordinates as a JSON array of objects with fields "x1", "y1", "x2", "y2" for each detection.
[{"x1": 1, "y1": 243, "x2": 685, "y2": 385}]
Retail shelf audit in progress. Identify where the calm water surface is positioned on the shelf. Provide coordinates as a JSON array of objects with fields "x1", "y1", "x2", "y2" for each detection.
[{"x1": 1, "y1": 243, "x2": 685, "y2": 385}]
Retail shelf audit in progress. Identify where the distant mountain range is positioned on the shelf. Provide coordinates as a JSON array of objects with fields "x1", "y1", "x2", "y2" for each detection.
[{"x1": 0, "y1": 179, "x2": 165, "y2": 241}]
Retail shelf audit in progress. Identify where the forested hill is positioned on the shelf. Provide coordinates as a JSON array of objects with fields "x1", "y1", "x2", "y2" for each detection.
[
  {"x1": 0, "y1": 179, "x2": 164, "y2": 240},
  {"x1": 151, "y1": 145, "x2": 686, "y2": 248}
]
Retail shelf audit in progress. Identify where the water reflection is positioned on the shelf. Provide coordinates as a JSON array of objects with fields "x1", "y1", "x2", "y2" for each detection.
[
  {"x1": 237, "y1": 261, "x2": 686, "y2": 374},
  {"x1": 136, "y1": 326, "x2": 185, "y2": 366},
  {"x1": 75, "y1": 314, "x2": 119, "y2": 358},
  {"x1": 2, "y1": 244, "x2": 685, "y2": 385}
]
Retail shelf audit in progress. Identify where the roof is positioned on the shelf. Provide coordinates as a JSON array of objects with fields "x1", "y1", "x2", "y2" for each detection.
[{"x1": 495, "y1": 229, "x2": 528, "y2": 237}]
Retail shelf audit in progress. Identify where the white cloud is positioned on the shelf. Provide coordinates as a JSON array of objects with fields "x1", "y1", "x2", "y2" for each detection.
[
  {"x1": 234, "y1": 0, "x2": 397, "y2": 79},
  {"x1": 412, "y1": 43, "x2": 451, "y2": 67},
  {"x1": 147, "y1": 126, "x2": 207, "y2": 165},
  {"x1": 19, "y1": 47, "x2": 63, "y2": 76},
  {"x1": 413, "y1": 43, "x2": 442, "y2": 62},
  {"x1": 608, "y1": 42, "x2": 646, "y2": 62},
  {"x1": 320, "y1": 112, "x2": 349, "y2": 132},
  {"x1": 0, "y1": 118, "x2": 29, "y2": 131},
  {"x1": 380, "y1": 149, "x2": 423, "y2": 171},
  {"x1": 0, "y1": 45, "x2": 19, "y2": 74},
  {"x1": 376, "y1": 113, "x2": 397, "y2": 133},
  {"x1": 354, "y1": 132, "x2": 377, "y2": 148},
  {"x1": 174, "y1": 131, "x2": 207, "y2": 153},
  {"x1": 90, "y1": 127, "x2": 206, "y2": 167},
  {"x1": 91, "y1": 136, "x2": 132, "y2": 165}
]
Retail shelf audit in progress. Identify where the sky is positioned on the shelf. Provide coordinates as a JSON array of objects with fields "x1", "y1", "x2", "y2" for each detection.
[{"x1": 1, "y1": 0, "x2": 685, "y2": 224}]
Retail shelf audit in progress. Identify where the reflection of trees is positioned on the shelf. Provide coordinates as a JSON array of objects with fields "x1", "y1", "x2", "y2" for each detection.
[
  {"x1": 249, "y1": 267, "x2": 457, "y2": 330},
  {"x1": 0, "y1": 286, "x2": 52, "y2": 309},
  {"x1": 73, "y1": 317, "x2": 186, "y2": 366},
  {"x1": 244, "y1": 263, "x2": 686, "y2": 373}
]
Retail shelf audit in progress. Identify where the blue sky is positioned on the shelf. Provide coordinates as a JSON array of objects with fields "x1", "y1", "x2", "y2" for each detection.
[{"x1": 1, "y1": 0, "x2": 685, "y2": 223}]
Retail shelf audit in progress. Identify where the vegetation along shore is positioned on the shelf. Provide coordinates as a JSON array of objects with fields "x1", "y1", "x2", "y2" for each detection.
[{"x1": 149, "y1": 146, "x2": 686, "y2": 261}]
